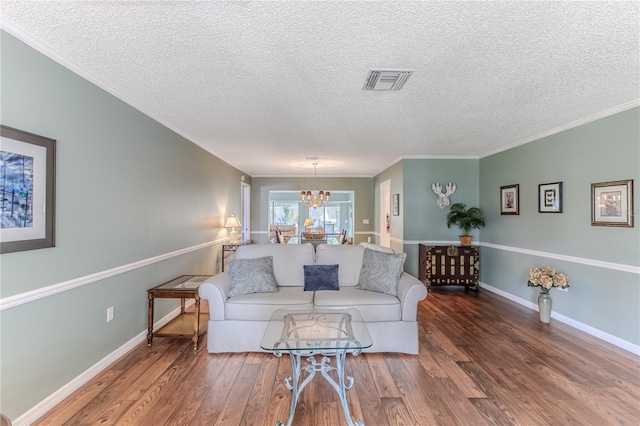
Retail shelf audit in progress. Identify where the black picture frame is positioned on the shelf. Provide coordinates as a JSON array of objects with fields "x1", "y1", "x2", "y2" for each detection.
[
  {"x1": 538, "y1": 182, "x2": 563, "y2": 213},
  {"x1": 0, "y1": 125, "x2": 56, "y2": 253},
  {"x1": 500, "y1": 184, "x2": 519, "y2": 215},
  {"x1": 393, "y1": 193, "x2": 399, "y2": 216}
]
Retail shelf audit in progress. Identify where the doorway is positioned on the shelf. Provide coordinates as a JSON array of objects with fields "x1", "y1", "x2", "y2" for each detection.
[
  {"x1": 241, "y1": 182, "x2": 251, "y2": 242},
  {"x1": 379, "y1": 179, "x2": 391, "y2": 248}
]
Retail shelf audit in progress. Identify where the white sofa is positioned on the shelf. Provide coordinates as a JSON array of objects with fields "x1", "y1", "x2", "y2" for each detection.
[{"x1": 198, "y1": 243, "x2": 428, "y2": 354}]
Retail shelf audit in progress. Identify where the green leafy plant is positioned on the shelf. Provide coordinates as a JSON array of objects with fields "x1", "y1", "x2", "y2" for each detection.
[{"x1": 446, "y1": 203, "x2": 485, "y2": 236}]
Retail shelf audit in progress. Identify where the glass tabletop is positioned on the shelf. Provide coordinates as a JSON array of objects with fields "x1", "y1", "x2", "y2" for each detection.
[
  {"x1": 260, "y1": 308, "x2": 372, "y2": 352},
  {"x1": 152, "y1": 275, "x2": 210, "y2": 291}
]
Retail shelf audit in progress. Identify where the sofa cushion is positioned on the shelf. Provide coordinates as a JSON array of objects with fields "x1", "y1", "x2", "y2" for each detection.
[
  {"x1": 303, "y1": 264, "x2": 339, "y2": 291},
  {"x1": 228, "y1": 256, "x2": 279, "y2": 297},
  {"x1": 356, "y1": 249, "x2": 407, "y2": 296},
  {"x1": 313, "y1": 287, "x2": 401, "y2": 321},
  {"x1": 236, "y1": 243, "x2": 315, "y2": 287},
  {"x1": 315, "y1": 244, "x2": 364, "y2": 287},
  {"x1": 225, "y1": 287, "x2": 314, "y2": 320}
]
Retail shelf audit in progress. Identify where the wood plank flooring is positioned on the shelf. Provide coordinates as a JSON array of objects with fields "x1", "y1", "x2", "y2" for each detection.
[{"x1": 34, "y1": 288, "x2": 639, "y2": 425}]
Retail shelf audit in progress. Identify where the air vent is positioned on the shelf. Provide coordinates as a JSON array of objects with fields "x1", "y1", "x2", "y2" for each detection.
[{"x1": 363, "y1": 69, "x2": 413, "y2": 91}]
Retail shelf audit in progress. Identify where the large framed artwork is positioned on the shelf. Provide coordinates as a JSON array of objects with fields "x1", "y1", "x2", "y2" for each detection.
[
  {"x1": 591, "y1": 179, "x2": 633, "y2": 227},
  {"x1": 500, "y1": 184, "x2": 519, "y2": 215},
  {"x1": 0, "y1": 125, "x2": 56, "y2": 253},
  {"x1": 538, "y1": 182, "x2": 563, "y2": 213}
]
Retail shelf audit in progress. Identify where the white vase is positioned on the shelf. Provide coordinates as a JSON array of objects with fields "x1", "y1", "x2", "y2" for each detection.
[{"x1": 538, "y1": 292, "x2": 552, "y2": 323}]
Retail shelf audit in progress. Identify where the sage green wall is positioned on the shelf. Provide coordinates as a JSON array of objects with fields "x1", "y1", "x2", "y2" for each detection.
[
  {"x1": 397, "y1": 159, "x2": 480, "y2": 277},
  {"x1": 250, "y1": 177, "x2": 374, "y2": 244},
  {"x1": 373, "y1": 160, "x2": 404, "y2": 252},
  {"x1": 479, "y1": 107, "x2": 640, "y2": 345},
  {"x1": 0, "y1": 32, "x2": 244, "y2": 420}
]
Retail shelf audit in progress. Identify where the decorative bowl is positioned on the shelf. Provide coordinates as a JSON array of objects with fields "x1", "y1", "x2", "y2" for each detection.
[{"x1": 302, "y1": 232, "x2": 325, "y2": 240}]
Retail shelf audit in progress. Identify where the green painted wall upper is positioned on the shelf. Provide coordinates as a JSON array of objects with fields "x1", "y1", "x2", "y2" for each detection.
[
  {"x1": 397, "y1": 159, "x2": 479, "y2": 276},
  {"x1": 0, "y1": 31, "x2": 243, "y2": 419},
  {"x1": 480, "y1": 108, "x2": 639, "y2": 265}
]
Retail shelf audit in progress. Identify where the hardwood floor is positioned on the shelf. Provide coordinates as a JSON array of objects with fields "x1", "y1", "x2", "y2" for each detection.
[{"x1": 34, "y1": 289, "x2": 639, "y2": 425}]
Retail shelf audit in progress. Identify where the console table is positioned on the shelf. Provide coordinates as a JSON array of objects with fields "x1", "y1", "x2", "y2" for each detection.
[
  {"x1": 419, "y1": 244, "x2": 480, "y2": 293},
  {"x1": 221, "y1": 239, "x2": 253, "y2": 271}
]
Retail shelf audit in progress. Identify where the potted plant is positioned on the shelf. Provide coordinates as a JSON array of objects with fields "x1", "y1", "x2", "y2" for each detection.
[{"x1": 446, "y1": 202, "x2": 485, "y2": 246}]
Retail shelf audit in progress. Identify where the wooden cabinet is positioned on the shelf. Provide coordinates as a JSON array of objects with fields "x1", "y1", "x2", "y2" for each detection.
[{"x1": 419, "y1": 244, "x2": 479, "y2": 293}]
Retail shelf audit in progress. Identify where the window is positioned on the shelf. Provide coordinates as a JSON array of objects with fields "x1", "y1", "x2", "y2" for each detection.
[
  {"x1": 268, "y1": 191, "x2": 354, "y2": 243},
  {"x1": 269, "y1": 202, "x2": 299, "y2": 226}
]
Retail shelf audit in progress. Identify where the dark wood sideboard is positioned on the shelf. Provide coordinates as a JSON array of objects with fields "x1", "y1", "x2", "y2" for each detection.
[{"x1": 418, "y1": 244, "x2": 480, "y2": 293}]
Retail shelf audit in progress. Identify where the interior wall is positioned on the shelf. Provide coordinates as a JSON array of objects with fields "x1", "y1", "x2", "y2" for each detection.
[
  {"x1": 399, "y1": 159, "x2": 480, "y2": 277},
  {"x1": 0, "y1": 31, "x2": 245, "y2": 420},
  {"x1": 479, "y1": 107, "x2": 640, "y2": 347},
  {"x1": 373, "y1": 160, "x2": 403, "y2": 251}
]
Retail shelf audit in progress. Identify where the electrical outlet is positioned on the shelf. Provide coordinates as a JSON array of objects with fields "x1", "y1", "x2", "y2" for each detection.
[{"x1": 107, "y1": 306, "x2": 114, "y2": 322}]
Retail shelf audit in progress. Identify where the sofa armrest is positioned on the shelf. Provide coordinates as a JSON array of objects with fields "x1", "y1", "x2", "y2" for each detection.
[
  {"x1": 198, "y1": 273, "x2": 230, "y2": 321},
  {"x1": 396, "y1": 272, "x2": 428, "y2": 321}
]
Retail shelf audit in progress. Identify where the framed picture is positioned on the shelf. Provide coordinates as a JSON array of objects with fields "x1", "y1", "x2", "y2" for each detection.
[
  {"x1": 538, "y1": 182, "x2": 563, "y2": 213},
  {"x1": 591, "y1": 179, "x2": 633, "y2": 227},
  {"x1": 392, "y1": 193, "x2": 400, "y2": 216},
  {"x1": 500, "y1": 184, "x2": 519, "y2": 215},
  {"x1": 0, "y1": 125, "x2": 56, "y2": 253}
]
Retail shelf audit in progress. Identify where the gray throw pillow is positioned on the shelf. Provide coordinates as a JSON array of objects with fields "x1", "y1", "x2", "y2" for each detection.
[
  {"x1": 303, "y1": 264, "x2": 339, "y2": 291},
  {"x1": 228, "y1": 256, "x2": 279, "y2": 297},
  {"x1": 356, "y1": 248, "x2": 407, "y2": 296}
]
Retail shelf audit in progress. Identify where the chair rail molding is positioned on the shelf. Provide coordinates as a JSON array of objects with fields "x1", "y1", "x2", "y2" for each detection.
[{"x1": 0, "y1": 238, "x2": 228, "y2": 311}]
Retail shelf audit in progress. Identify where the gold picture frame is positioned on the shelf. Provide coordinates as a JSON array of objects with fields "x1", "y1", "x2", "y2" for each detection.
[{"x1": 591, "y1": 179, "x2": 633, "y2": 227}]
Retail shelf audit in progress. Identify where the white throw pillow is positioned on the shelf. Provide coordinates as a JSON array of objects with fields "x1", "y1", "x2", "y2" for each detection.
[
  {"x1": 228, "y1": 256, "x2": 279, "y2": 297},
  {"x1": 356, "y1": 248, "x2": 406, "y2": 296}
]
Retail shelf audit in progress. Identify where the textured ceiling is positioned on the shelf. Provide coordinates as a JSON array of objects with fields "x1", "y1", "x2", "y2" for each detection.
[{"x1": 1, "y1": 1, "x2": 639, "y2": 177}]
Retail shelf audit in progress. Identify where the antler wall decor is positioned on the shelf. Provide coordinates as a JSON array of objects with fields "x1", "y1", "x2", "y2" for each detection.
[{"x1": 432, "y1": 181, "x2": 456, "y2": 209}]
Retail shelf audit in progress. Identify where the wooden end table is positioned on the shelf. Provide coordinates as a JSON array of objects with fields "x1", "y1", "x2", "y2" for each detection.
[{"x1": 147, "y1": 275, "x2": 211, "y2": 350}]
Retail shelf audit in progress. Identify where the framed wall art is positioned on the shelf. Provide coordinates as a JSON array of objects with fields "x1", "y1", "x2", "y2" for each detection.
[
  {"x1": 0, "y1": 125, "x2": 56, "y2": 253},
  {"x1": 500, "y1": 184, "x2": 519, "y2": 215},
  {"x1": 538, "y1": 182, "x2": 563, "y2": 213},
  {"x1": 591, "y1": 179, "x2": 633, "y2": 227},
  {"x1": 393, "y1": 193, "x2": 400, "y2": 216}
]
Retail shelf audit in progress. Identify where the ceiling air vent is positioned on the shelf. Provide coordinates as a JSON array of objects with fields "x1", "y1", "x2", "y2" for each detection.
[{"x1": 363, "y1": 69, "x2": 413, "y2": 91}]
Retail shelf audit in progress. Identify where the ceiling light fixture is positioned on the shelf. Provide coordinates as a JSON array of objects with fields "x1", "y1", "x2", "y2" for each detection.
[{"x1": 301, "y1": 162, "x2": 330, "y2": 209}]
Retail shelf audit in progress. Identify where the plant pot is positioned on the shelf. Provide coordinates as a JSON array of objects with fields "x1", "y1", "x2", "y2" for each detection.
[{"x1": 459, "y1": 235, "x2": 473, "y2": 246}]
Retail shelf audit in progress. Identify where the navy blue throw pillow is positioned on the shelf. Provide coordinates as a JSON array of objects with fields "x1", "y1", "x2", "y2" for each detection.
[{"x1": 303, "y1": 264, "x2": 339, "y2": 291}]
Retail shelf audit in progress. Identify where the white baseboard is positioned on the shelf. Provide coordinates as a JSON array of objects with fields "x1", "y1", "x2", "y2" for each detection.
[
  {"x1": 12, "y1": 303, "x2": 192, "y2": 426},
  {"x1": 480, "y1": 282, "x2": 640, "y2": 356}
]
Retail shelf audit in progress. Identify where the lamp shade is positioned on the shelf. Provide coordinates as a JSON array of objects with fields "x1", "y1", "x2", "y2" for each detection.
[
  {"x1": 304, "y1": 218, "x2": 314, "y2": 227},
  {"x1": 224, "y1": 215, "x2": 242, "y2": 228}
]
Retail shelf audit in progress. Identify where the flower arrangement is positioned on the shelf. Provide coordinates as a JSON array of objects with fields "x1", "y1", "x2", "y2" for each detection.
[{"x1": 528, "y1": 267, "x2": 570, "y2": 294}]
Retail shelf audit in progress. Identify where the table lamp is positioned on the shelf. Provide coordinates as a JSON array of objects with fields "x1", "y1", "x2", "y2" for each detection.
[
  {"x1": 225, "y1": 215, "x2": 242, "y2": 243},
  {"x1": 304, "y1": 218, "x2": 314, "y2": 232}
]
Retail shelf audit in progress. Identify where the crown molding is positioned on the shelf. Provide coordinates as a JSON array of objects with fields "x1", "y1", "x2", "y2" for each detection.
[{"x1": 480, "y1": 99, "x2": 640, "y2": 158}]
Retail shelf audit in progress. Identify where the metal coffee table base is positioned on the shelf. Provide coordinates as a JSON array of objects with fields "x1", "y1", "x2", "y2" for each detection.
[{"x1": 275, "y1": 347, "x2": 364, "y2": 426}]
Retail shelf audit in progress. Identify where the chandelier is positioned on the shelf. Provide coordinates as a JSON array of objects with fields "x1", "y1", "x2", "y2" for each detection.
[{"x1": 301, "y1": 162, "x2": 330, "y2": 209}]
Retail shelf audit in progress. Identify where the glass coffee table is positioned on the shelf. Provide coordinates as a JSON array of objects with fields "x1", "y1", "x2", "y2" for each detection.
[{"x1": 260, "y1": 308, "x2": 372, "y2": 426}]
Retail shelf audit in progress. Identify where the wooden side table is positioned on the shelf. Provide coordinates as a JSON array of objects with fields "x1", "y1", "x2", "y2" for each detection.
[{"x1": 147, "y1": 275, "x2": 211, "y2": 350}]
